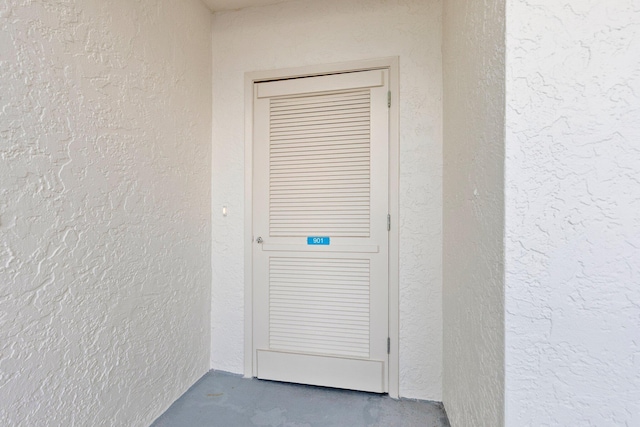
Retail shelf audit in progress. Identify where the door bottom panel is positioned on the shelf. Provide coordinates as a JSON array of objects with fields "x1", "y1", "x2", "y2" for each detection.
[{"x1": 256, "y1": 349, "x2": 385, "y2": 393}]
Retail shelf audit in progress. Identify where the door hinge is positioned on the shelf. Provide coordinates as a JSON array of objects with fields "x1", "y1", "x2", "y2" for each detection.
[
  {"x1": 387, "y1": 214, "x2": 391, "y2": 231},
  {"x1": 387, "y1": 91, "x2": 391, "y2": 108},
  {"x1": 387, "y1": 337, "x2": 391, "y2": 354}
]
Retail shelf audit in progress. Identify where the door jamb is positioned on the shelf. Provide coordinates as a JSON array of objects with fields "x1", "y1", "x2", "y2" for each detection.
[{"x1": 244, "y1": 57, "x2": 400, "y2": 398}]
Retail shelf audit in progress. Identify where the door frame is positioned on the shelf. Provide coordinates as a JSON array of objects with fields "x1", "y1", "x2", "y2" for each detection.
[{"x1": 243, "y1": 57, "x2": 400, "y2": 398}]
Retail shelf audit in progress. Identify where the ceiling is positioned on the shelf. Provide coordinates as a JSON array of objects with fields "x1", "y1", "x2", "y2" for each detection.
[{"x1": 202, "y1": 0, "x2": 292, "y2": 12}]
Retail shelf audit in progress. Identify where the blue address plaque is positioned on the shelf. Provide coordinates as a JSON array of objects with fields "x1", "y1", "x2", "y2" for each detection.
[{"x1": 307, "y1": 236, "x2": 330, "y2": 245}]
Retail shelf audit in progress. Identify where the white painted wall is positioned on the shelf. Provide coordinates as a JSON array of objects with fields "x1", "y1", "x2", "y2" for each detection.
[
  {"x1": 505, "y1": 0, "x2": 640, "y2": 425},
  {"x1": 442, "y1": 0, "x2": 505, "y2": 425},
  {"x1": 0, "y1": 1, "x2": 212, "y2": 425},
  {"x1": 211, "y1": 0, "x2": 443, "y2": 399}
]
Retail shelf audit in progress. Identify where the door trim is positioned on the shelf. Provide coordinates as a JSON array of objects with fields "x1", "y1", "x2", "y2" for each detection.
[{"x1": 244, "y1": 57, "x2": 400, "y2": 398}]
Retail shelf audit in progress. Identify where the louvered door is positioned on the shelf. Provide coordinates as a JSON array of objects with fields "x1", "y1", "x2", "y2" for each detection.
[{"x1": 252, "y1": 69, "x2": 389, "y2": 393}]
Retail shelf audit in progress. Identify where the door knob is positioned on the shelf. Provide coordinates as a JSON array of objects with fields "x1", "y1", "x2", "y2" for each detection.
[{"x1": 256, "y1": 237, "x2": 263, "y2": 243}]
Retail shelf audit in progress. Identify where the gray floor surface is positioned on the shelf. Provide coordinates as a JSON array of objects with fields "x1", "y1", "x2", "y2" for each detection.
[{"x1": 151, "y1": 371, "x2": 450, "y2": 427}]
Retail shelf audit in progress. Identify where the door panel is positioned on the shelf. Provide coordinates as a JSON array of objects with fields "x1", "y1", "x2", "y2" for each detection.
[{"x1": 252, "y1": 69, "x2": 389, "y2": 393}]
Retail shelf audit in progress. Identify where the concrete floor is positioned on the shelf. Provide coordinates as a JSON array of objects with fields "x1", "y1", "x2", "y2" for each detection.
[{"x1": 151, "y1": 371, "x2": 450, "y2": 427}]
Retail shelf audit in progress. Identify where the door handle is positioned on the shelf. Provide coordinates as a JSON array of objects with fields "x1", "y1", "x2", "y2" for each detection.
[{"x1": 256, "y1": 237, "x2": 263, "y2": 244}]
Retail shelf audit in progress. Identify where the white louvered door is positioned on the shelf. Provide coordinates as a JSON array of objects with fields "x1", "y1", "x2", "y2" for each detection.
[{"x1": 252, "y1": 69, "x2": 389, "y2": 393}]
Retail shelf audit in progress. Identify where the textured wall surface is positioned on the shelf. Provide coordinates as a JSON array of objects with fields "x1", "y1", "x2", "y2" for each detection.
[
  {"x1": 0, "y1": 1, "x2": 212, "y2": 426},
  {"x1": 442, "y1": 0, "x2": 505, "y2": 426},
  {"x1": 211, "y1": 0, "x2": 443, "y2": 399},
  {"x1": 203, "y1": 0, "x2": 289, "y2": 12},
  {"x1": 505, "y1": 0, "x2": 640, "y2": 425}
]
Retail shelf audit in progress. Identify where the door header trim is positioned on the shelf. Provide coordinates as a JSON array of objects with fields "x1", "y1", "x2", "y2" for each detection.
[{"x1": 257, "y1": 69, "x2": 384, "y2": 98}]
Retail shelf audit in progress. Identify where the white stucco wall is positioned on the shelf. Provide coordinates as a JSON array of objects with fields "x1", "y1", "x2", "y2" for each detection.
[
  {"x1": 505, "y1": 0, "x2": 640, "y2": 425},
  {"x1": 211, "y1": 0, "x2": 443, "y2": 399},
  {"x1": 442, "y1": 0, "x2": 505, "y2": 425},
  {"x1": 0, "y1": 1, "x2": 212, "y2": 426}
]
